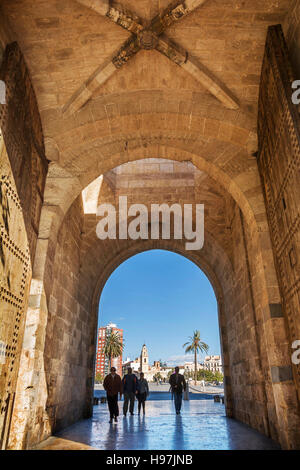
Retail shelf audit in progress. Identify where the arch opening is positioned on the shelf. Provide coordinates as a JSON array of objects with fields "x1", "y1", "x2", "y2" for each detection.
[
  {"x1": 95, "y1": 249, "x2": 223, "y2": 383},
  {"x1": 29, "y1": 152, "x2": 291, "y2": 450},
  {"x1": 5, "y1": 143, "x2": 295, "y2": 451}
]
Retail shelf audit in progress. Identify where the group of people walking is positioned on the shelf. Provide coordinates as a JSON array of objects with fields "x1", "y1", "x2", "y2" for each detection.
[
  {"x1": 103, "y1": 367, "x2": 149, "y2": 423},
  {"x1": 103, "y1": 366, "x2": 186, "y2": 423}
]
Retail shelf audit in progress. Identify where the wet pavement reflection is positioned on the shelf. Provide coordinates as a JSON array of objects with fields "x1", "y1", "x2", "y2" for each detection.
[{"x1": 56, "y1": 399, "x2": 280, "y2": 450}]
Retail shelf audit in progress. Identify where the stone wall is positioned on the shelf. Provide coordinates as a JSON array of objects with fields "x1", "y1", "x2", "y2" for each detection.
[
  {"x1": 284, "y1": 0, "x2": 300, "y2": 76},
  {"x1": 0, "y1": 42, "x2": 48, "y2": 266},
  {"x1": 43, "y1": 196, "x2": 93, "y2": 433},
  {"x1": 223, "y1": 204, "x2": 271, "y2": 437},
  {"x1": 258, "y1": 25, "x2": 300, "y2": 447},
  {"x1": 0, "y1": 42, "x2": 47, "y2": 449},
  {"x1": 0, "y1": 136, "x2": 31, "y2": 449}
]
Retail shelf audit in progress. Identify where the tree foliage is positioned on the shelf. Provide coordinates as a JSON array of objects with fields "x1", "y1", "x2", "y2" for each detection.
[
  {"x1": 153, "y1": 372, "x2": 163, "y2": 382},
  {"x1": 183, "y1": 330, "x2": 209, "y2": 384},
  {"x1": 197, "y1": 369, "x2": 223, "y2": 382},
  {"x1": 95, "y1": 372, "x2": 104, "y2": 384},
  {"x1": 104, "y1": 331, "x2": 124, "y2": 369}
]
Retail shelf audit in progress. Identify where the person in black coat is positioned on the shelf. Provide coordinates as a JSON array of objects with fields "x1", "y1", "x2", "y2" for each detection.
[
  {"x1": 169, "y1": 366, "x2": 186, "y2": 414},
  {"x1": 122, "y1": 368, "x2": 138, "y2": 416}
]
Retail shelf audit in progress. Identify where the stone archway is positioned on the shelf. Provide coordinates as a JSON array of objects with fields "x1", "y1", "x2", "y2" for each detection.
[
  {"x1": 31, "y1": 140, "x2": 296, "y2": 447},
  {"x1": 20, "y1": 153, "x2": 298, "y2": 451},
  {"x1": 92, "y1": 244, "x2": 232, "y2": 403}
]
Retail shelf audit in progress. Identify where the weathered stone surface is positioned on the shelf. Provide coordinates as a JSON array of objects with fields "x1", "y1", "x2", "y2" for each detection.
[
  {"x1": 258, "y1": 24, "x2": 300, "y2": 447},
  {"x1": 0, "y1": 42, "x2": 47, "y2": 449},
  {"x1": 0, "y1": 42, "x2": 48, "y2": 265},
  {"x1": 64, "y1": 0, "x2": 240, "y2": 113},
  {"x1": 0, "y1": 137, "x2": 32, "y2": 449}
]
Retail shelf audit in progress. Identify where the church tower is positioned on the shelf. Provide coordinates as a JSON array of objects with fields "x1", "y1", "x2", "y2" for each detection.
[{"x1": 140, "y1": 344, "x2": 149, "y2": 373}]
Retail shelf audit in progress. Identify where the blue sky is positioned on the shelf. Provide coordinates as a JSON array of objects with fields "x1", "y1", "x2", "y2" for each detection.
[{"x1": 98, "y1": 250, "x2": 221, "y2": 365}]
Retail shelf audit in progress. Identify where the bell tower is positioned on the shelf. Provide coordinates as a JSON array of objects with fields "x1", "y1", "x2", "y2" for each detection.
[{"x1": 140, "y1": 344, "x2": 149, "y2": 373}]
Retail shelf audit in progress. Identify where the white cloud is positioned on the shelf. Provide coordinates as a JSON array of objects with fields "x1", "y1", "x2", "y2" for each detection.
[
  {"x1": 167, "y1": 354, "x2": 194, "y2": 365},
  {"x1": 166, "y1": 354, "x2": 206, "y2": 366}
]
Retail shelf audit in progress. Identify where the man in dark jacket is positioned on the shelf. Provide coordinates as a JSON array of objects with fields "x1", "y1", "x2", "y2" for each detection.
[
  {"x1": 169, "y1": 366, "x2": 186, "y2": 415},
  {"x1": 103, "y1": 367, "x2": 123, "y2": 423},
  {"x1": 122, "y1": 368, "x2": 138, "y2": 416}
]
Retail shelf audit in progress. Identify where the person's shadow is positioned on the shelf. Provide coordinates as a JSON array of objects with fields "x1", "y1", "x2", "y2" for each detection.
[
  {"x1": 123, "y1": 415, "x2": 134, "y2": 434},
  {"x1": 104, "y1": 421, "x2": 119, "y2": 450},
  {"x1": 120, "y1": 413, "x2": 149, "y2": 450},
  {"x1": 172, "y1": 414, "x2": 185, "y2": 450},
  {"x1": 136, "y1": 414, "x2": 148, "y2": 450}
]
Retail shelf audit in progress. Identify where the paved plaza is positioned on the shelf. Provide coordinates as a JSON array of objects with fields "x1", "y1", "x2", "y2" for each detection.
[{"x1": 41, "y1": 399, "x2": 281, "y2": 451}]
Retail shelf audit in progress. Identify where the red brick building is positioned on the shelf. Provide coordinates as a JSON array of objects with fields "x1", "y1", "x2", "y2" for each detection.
[{"x1": 95, "y1": 323, "x2": 123, "y2": 378}]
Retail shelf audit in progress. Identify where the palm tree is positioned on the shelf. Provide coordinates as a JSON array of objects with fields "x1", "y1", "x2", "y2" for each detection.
[
  {"x1": 104, "y1": 331, "x2": 124, "y2": 370},
  {"x1": 183, "y1": 330, "x2": 209, "y2": 385}
]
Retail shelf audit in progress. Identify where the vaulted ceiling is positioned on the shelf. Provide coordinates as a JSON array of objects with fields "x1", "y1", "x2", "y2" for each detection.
[
  {"x1": 2, "y1": 0, "x2": 291, "y2": 120},
  {"x1": 0, "y1": 0, "x2": 293, "y2": 237}
]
